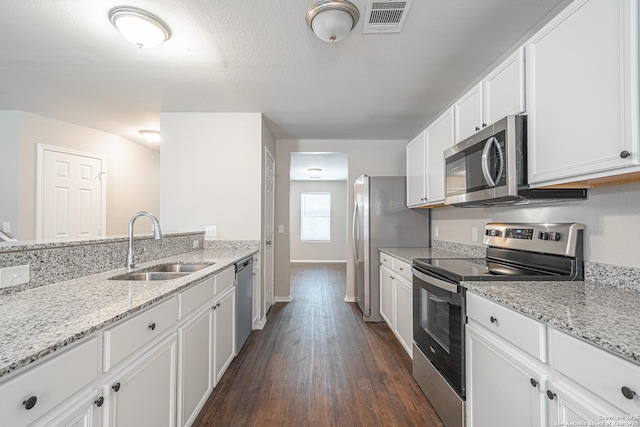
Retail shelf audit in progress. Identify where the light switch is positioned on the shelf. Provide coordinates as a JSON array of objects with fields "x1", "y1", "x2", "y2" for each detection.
[
  {"x1": 0, "y1": 264, "x2": 30, "y2": 289},
  {"x1": 471, "y1": 227, "x2": 478, "y2": 242},
  {"x1": 278, "y1": 225, "x2": 284, "y2": 234}
]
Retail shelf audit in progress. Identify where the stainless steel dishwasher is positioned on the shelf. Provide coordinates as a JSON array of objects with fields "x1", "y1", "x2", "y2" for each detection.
[{"x1": 235, "y1": 256, "x2": 253, "y2": 352}]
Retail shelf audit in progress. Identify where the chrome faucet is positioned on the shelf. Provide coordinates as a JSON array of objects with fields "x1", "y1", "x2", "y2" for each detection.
[{"x1": 126, "y1": 211, "x2": 162, "y2": 271}]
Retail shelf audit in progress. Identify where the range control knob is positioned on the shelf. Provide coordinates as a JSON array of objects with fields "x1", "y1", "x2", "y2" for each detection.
[
  {"x1": 538, "y1": 232, "x2": 549, "y2": 240},
  {"x1": 548, "y1": 232, "x2": 561, "y2": 241},
  {"x1": 486, "y1": 229, "x2": 501, "y2": 237}
]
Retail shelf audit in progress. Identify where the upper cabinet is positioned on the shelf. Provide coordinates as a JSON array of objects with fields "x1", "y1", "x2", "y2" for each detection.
[
  {"x1": 407, "y1": 131, "x2": 426, "y2": 207},
  {"x1": 425, "y1": 108, "x2": 455, "y2": 204},
  {"x1": 455, "y1": 48, "x2": 526, "y2": 143},
  {"x1": 527, "y1": 0, "x2": 640, "y2": 186}
]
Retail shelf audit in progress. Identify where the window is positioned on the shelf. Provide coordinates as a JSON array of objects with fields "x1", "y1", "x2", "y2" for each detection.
[{"x1": 300, "y1": 192, "x2": 331, "y2": 241}]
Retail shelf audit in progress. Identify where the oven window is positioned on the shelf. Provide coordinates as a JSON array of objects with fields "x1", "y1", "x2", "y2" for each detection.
[{"x1": 419, "y1": 288, "x2": 450, "y2": 352}]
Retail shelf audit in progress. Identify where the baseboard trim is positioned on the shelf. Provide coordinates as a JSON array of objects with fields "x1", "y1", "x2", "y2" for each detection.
[
  {"x1": 344, "y1": 296, "x2": 357, "y2": 303},
  {"x1": 253, "y1": 317, "x2": 267, "y2": 330},
  {"x1": 290, "y1": 260, "x2": 347, "y2": 263},
  {"x1": 274, "y1": 295, "x2": 293, "y2": 303}
]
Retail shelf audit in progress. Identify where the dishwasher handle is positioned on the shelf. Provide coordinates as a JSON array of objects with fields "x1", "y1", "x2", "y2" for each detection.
[{"x1": 235, "y1": 257, "x2": 253, "y2": 272}]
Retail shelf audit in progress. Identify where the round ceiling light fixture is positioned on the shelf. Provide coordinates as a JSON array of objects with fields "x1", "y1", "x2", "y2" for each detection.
[
  {"x1": 109, "y1": 6, "x2": 171, "y2": 49},
  {"x1": 305, "y1": 0, "x2": 360, "y2": 43},
  {"x1": 139, "y1": 130, "x2": 161, "y2": 143},
  {"x1": 308, "y1": 168, "x2": 322, "y2": 178}
]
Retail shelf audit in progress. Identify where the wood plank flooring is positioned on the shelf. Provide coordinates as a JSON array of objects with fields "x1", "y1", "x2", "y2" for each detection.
[{"x1": 193, "y1": 263, "x2": 444, "y2": 427}]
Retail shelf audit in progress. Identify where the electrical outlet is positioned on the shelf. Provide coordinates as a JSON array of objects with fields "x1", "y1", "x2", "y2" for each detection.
[
  {"x1": 0, "y1": 264, "x2": 29, "y2": 289},
  {"x1": 472, "y1": 227, "x2": 478, "y2": 242},
  {"x1": 192, "y1": 240, "x2": 200, "y2": 249},
  {"x1": 204, "y1": 226, "x2": 217, "y2": 240},
  {"x1": 434, "y1": 226, "x2": 439, "y2": 238},
  {"x1": 2, "y1": 222, "x2": 10, "y2": 233}
]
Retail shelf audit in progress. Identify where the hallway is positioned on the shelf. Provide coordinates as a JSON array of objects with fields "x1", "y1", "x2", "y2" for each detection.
[{"x1": 193, "y1": 263, "x2": 444, "y2": 426}]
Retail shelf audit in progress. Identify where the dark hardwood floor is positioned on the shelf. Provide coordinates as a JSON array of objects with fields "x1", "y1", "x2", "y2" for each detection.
[{"x1": 193, "y1": 263, "x2": 444, "y2": 427}]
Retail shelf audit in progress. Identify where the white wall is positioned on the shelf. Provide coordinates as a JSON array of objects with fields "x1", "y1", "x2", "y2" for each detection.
[
  {"x1": 0, "y1": 111, "x2": 20, "y2": 238},
  {"x1": 290, "y1": 180, "x2": 347, "y2": 262},
  {"x1": 6, "y1": 111, "x2": 160, "y2": 240},
  {"x1": 432, "y1": 181, "x2": 640, "y2": 268},
  {"x1": 274, "y1": 139, "x2": 407, "y2": 300},
  {"x1": 160, "y1": 113, "x2": 262, "y2": 239}
]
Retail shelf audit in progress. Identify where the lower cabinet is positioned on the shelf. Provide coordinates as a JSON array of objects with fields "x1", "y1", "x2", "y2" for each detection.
[
  {"x1": 380, "y1": 265, "x2": 394, "y2": 327},
  {"x1": 106, "y1": 334, "x2": 178, "y2": 427},
  {"x1": 34, "y1": 388, "x2": 104, "y2": 427},
  {"x1": 466, "y1": 323, "x2": 545, "y2": 427},
  {"x1": 393, "y1": 276, "x2": 413, "y2": 357},
  {"x1": 379, "y1": 252, "x2": 414, "y2": 358},
  {"x1": 214, "y1": 287, "x2": 236, "y2": 383}
]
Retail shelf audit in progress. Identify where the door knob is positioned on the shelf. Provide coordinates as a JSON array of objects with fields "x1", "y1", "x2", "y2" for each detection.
[{"x1": 266, "y1": 241, "x2": 272, "y2": 245}]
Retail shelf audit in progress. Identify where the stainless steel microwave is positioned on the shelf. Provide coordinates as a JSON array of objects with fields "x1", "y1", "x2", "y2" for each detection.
[{"x1": 443, "y1": 115, "x2": 587, "y2": 207}]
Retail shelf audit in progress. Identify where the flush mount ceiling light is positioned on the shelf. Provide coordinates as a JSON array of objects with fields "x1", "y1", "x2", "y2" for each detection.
[
  {"x1": 139, "y1": 130, "x2": 161, "y2": 143},
  {"x1": 308, "y1": 168, "x2": 322, "y2": 178},
  {"x1": 109, "y1": 6, "x2": 171, "y2": 48},
  {"x1": 305, "y1": 0, "x2": 360, "y2": 43}
]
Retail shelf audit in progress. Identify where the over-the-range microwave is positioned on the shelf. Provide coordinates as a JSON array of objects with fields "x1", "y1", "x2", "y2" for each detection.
[{"x1": 443, "y1": 115, "x2": 587, "y2": 207}]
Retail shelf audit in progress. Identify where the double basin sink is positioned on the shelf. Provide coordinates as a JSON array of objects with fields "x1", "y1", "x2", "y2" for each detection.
[{"x1": 110, "y1": 263, "x2": 214, "y2": 281}]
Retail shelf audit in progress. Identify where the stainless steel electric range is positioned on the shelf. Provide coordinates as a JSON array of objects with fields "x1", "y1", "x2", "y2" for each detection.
[{"x1": 412, "y1": 223, "x2": 585, "y2": 427}]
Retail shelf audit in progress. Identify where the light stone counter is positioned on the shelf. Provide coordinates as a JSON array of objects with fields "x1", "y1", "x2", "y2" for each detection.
[
  {"x1": 463, "y1": 280, "x2": 640, "y2": 365},
  {"x1": 0, "y1": 247, "x2": 257, "y2": 379},
  {"x1": 378, "y1": 247, "x2": 476, "y2": 265}
]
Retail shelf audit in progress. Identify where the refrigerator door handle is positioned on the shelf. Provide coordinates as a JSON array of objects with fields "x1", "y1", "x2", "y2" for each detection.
[{"x1": 352, "y1": 203, "x2": 358, "y2": 261}]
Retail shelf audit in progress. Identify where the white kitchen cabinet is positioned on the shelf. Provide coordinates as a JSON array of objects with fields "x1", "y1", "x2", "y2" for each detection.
[
  {"x1": 425, "y1": 107, "x2": 454, "y2": 204},
  {"x1": 406, "y1": 131, "x2": 427, "y2": 207},
  {"x1": 527, "y1": 0, "x2": 640, "y2": 186},
  {"x1": 454, "y1": 83, "x2": 483, "y2": 143},
  {"x1": 213, "y1": 286, "x2": 236, "y2": 384},
  {"x1": 106, "y1": 334, "x2": 177, "y2": 427},
  {"x1": 177, "y1": 308, "x2": 213, "y2": 427},
  {"x1": 379, "y1": 265, "x2": 394, "y2": 327},
  {"x1": 466, "y1": 323, "x2": 545, "y2": 427},
  {"x1": 33, "y1": 388, "x2": 104, "y2": 427},
  {"x1": 379, "y1": 253, "x2": 413, "y2": 358},
  {"x1": 454, "y1": 48, "x2": 526, "y2": 144}
]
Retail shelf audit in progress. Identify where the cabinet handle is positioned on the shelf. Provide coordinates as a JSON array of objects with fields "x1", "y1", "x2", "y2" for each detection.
[
  {"x1": 112, "y1": 382, "x2": 121, "y2": 392},
  {"x1": 482, "y1": 123, "x2": 487, "y2": 128},
  {"x1": 546, "y1": 390, "x2": 556, "y2": 400},
  {"x1": 148, "y1": 322, "x2": 156, "y2": 331},
  {"x1": 216, "y1": 302, "x2": 221, "y2": 308},
  {"x1": 22, "y1": 396, "x2": 37, "y2": 410},
  {"x1": 490, "y1": 316, "x2": 497, "y2": 324},
  {"x1": 399, "y1": 267, "x2": 404, "y2": 271},
  {"x1": 475, "y1": 126, "x2": 480, "y2": 131},
  {"x1": 530, "y1": 378, "x2": 538, "y2": 388},
  {"x1": 94, "y1": 396, "x2": 104, "y2": 407},
  {"x1": 213, "y1": 305, "x2": 217, "y2": 310},
  {"x1": 620, "y1": 150, "x2": 631, "y2": 159},
  {"x1": 622, "y1": 386, "x2": 637, "y2": 400}
]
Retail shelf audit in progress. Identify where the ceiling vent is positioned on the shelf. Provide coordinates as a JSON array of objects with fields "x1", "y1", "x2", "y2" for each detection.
[{"x1": 362, "y1": 0, "x2": 412, "y2": 34}]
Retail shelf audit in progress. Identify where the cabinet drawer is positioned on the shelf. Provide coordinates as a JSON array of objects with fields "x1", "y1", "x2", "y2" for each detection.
[
  {"x1": 0, "y1": 337, "x2": 99, "y2": 427},
  {"x1": 467, "y1": 292, "x2": 547, "y2": 362},
  {"x1": 103, "y1": 296, "x2": 178, "y2": 371},
  {"x1": 393, "y1": 259, "x2": 412, "y2": 282},
  {"x1": 551, "y1": 328, "x2": 640, "y2": 414},
  {"x1": 215, "y1": 266, "x2": 235, "y2": 295},
  {"x1": 179, "y1": 276, "x2": 215, "y2": 318},
  {"x1": 380, "y1": 253, "x2": 394, "y2": 270}
]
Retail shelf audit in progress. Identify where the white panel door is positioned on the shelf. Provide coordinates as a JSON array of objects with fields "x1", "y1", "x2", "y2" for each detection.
[
  {"x1": 454, "y1": 83, "x2": 483, "y2": 142},
  {"x1": 40, "y1": 146, "x2": 106, "y2": 239},
  {"x1": 263, "y1": 147, "x2": 275, "y2": 316},
  {"x1": 425, "y1": 108, "x2": 454, "y2": 204}
]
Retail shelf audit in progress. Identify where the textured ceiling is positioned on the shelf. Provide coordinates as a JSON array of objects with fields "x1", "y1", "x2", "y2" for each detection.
[
  {"x1": 0, "y1": 0, "x2": 566, "y2": 146},
  {"x1": 290, "y1": 152, "x2": 349, "y2": 181}
]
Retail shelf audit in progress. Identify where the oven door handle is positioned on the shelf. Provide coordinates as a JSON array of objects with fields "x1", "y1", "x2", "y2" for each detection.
[
  {"x1": 481, "y1": 136, "x2": 504, "y2": 188},
  {"x1": 412, "y1": 267, "x2": 459, "y2": 293}
]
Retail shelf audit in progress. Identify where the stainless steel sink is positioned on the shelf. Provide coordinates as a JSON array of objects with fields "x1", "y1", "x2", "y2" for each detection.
[
  {"x1": 109, "y1": 263, "x2": 214, "y2": 281},
  {"x1": 110, "y1": 271, "x2": 190, "y2": 281},
  {"x1": 145, "y1": 263, "x2": 213, "y2": 273}
]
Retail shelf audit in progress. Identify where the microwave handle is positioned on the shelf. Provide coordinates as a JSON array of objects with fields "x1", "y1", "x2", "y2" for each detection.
[{"x1": 481, "y1": 136, "x2": 504, "y2": 187}]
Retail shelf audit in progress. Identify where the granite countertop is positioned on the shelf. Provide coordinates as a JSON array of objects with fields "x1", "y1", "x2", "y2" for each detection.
[
  {"x1": 378, "y1": 247, "x2": 476, "y2": 264},
  {"x1": 464, "y1": 280, "x2": 640, "y2": 366},
  {"x1": 0, "y1": 247, "x2": 257, "y2": 380}
]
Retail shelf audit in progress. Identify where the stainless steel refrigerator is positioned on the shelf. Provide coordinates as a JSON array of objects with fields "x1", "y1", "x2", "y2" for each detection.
[{"x1": 352, "y1": 174, "x2": 431, "y2": 322}]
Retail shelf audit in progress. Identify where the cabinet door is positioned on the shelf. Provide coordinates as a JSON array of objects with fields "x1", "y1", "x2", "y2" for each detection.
[
  {"x1": 34, "y1": 388, "x2": 103, "y2": 427},
  {"x1": 108, "y1": 335, "x2": 177, "y2": 427},
  {"x1": 406, "y1": 131, "x2": 426, "y2": 206},
  {"x1": 177, "y1": 308, "x2": 213, "y2": 427},
  {"x1": 466, "y1": 324, "x2": 545, "y2": 427},
  {"x1": 527, "y1": 0, "x2": 640, "y2": 185},
  {"x1": 379, "y1": 266, "x2": 394, "y2": 328},
  {"x1": 483, "y1": 47, "x2": 525, "y2": 126},
  {"x1": 425, "y1": 108, "x2": 454, "y2": 204},
  {"x1": 454, "y1": 83, "x2": 483, "y2": 143},
  {"x1": 393, "y1": 276, "x2": 413, "y2": 358},
  {"x1": 252, "y1": 254, "x2": 261, "y2": 328},
  {"x1": 213, "y1": 287, "x2": 236, "y2": 384}
]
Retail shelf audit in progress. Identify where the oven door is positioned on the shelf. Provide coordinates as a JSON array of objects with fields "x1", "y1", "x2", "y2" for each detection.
[{"x1": 413, "y1": 266, "x2": 465, "y2": 398}]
